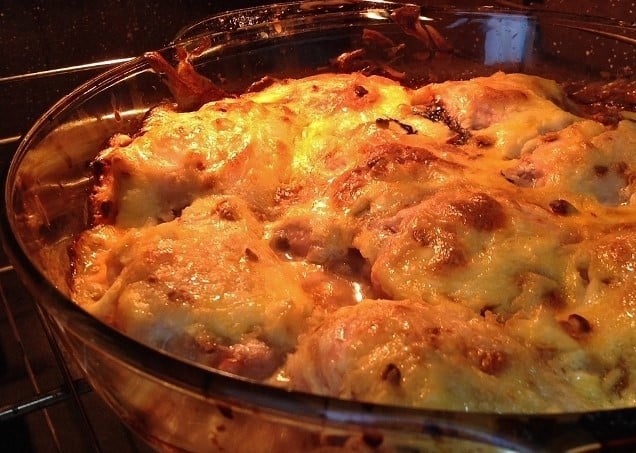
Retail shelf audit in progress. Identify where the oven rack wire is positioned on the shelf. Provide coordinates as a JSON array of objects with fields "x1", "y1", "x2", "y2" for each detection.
[
  {"x1": 0, "y1": 261, "x2": 154, "y2": 453},
  {"x1": 0, "y1": 133, "x2": 151, "y2": 452}
]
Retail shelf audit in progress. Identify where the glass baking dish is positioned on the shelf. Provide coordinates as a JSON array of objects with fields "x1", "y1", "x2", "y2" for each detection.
[{"x1": 2, "y1": 1, "x2": 636, "y2": 451}]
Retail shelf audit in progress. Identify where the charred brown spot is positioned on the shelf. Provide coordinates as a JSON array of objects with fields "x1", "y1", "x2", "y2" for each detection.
[
  {"x1": 217, "y1": 404, "x2": 234, "y2": 419},
  {"x1": 474, "y1": 135, "x2": 494, "y2": 148},
  {"x1": 272, "y1": 235, "x2": 290, "y2": 252},
  {"x1": 424, "y1": 326, "x2": 443, "y2": 348},
  {"x1": 501, "y1": 166, "x2": 543, "y2": 188},
  {"x1": 398, "y1": 121, "x2": 417, "y2": 135},
  {"x1": 560, "y1": 313, "x2": 592, "y2": 339},
  {"x1": 99, "y1": 200, "x2": 113, "y2": 218},
  {"x1": 544, "y1": 290, "x2": 566, "y2": 309},
  {"x1": 90, "y1": 158, "x2": 109, "y2": 175},
  {"x1": 171, "y1": 205, "x2": 186, "y2": 218},
  {"x1": 448, "y1": 193, "x2": 506, "y2": 232},
  {"x1": 374, "y1": 117, "x2": 389, "y2": 129},
  {"x1": 354, "y1": 85, "x2": 369, "y2": 97},
  {"x1": 415, "y1": 101, "x2": 470, "y2": 145},
  {"x1": 215, "y1": 200, "x2": 239, "y2": 221},
  {"x1": 577, "y1": 266, "x2": 590, "y2": 285},
  {"x1": 542, "y1": 132, "x2": 560, "y2": 142},
  {"x1": 549, "y1": 199, "x2": 578, "y2": 216},
  {"x1": 594, "y1": 165, "x2": 609, "y2": 177},
  {"x1": 418, "y1": 101, "x2": 448, "y2": 123},
  {"x1": 362, "y1": 432, "x2": 384, "y2": 448},
  {"x1": 244, "y1": 248, "x2": 259, "y2": 262},
  {"x1": 468, "y1": 348, "x2": 507, "y2": 375},
  {"x1": 479, "y1": 305, "x2": 498, "y2": 317},
  {"x1": 146, "y1": 275, "x2": 159, "y2": 284},
  {"x1": 447, "y1": 131, "x2": 471, "y2": 146},
  {"x1": 381, "y1": 363, "x2": 402, "y2": 386},
  {"x1": 326, "y1": 247, "x2": 370, "y2": 279},
  {"x1": 375, "y1": 117, "x2": 417, "y2": 135},
  {"x1": 426, "y1": 326, "x2": 442, "y2": 336},
  {"x1": 367, "y1": 144, "x2": 437, "y2": 171},
  {"x1": 167, "y1": 288, "x2": 193, "y2": 304},
  {"x1": 271, "y1": 223, "x2": 312, "y2": 258}
]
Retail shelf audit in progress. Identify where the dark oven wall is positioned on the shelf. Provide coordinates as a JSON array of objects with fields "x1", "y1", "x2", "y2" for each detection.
[
  {"x1": 2, "y1": 0, "x2": 629, "y2": 76},
  {"x1": 1, "y1": 0, "x2": 630, "y2": 78},
  {"x1": 0, "y1": 1, "x2": 276, "y2": 149}
]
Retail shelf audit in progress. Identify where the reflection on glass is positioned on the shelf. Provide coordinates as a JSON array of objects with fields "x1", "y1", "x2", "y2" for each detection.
[{"x1": 484, "y1": 15, "x2": 535, "y2": 64}]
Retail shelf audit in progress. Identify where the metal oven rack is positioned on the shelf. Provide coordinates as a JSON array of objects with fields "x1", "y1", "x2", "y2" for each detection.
[
  {"x1": 0, "y1": 72, "x2": 153, "y2": 453},
  {"x1": 0, "y1": 256, "x2": 151, "y2": 452}
]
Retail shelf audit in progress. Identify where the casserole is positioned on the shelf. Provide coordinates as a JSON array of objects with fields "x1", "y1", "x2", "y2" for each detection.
[{"x1": 2, "y1": 1, "x2": 636, "y2": 451}]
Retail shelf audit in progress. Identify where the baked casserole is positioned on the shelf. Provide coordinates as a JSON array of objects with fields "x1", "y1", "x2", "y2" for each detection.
[{"x1": 68, "y1": 68, "x2": 636, "y2": 414}]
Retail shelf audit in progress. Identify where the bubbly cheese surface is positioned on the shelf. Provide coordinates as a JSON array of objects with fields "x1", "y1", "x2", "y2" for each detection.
[{"x1": 72, "y1": 71, "x2": 636, "y2": 412}]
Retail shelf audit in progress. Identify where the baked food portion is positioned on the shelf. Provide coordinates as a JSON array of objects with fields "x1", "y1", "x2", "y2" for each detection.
[
  {"x1": 502, "y1": 120, "x2": 636, "y2": 205},
  {"x1": 71, "y1": 71, "x2": 636, "y2": 412},
  {"x1": 365, "y1": 188, "x2": 575, "y2": 316},
  {"x1": 285, "y1": 299, "x2": 597, "y2": 412},
  {"x1": 89, "y1": 100, "x2": 301, "y2": 226},
  {"x1": 72, "y1": 195, "x2": 313, "y2": 379}
]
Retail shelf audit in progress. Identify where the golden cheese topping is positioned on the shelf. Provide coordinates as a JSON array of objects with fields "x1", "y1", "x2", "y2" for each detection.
[
  {"x1": 367, "y1": 188, "x2": 577, "y2": 317},
  {"x1": 285, "y1": 299, "x2": 597, "y2": 412},
  {"x1": 72, "y1": 71, "x2": 636, "y2": 412},
  {"x1": 74, "y1": 195, "x2": 313, "y2": 379}
]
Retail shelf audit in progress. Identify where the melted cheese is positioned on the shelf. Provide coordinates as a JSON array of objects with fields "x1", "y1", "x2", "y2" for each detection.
[
  {"x1": 74, "y1": 195, "x2": 313, "y2": 379},
  {"x1": 412, "y1": 71, "x2": 579, "y2": 158},
  {"x1": 72, "y1": 71, "x2": 636, "y2": 412},
  {"x1": 286, "y1": 299, "x2": 598, "y2": 412}
]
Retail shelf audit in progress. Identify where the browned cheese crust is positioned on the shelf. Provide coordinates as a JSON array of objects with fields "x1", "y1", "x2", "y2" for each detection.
[{"x1": 71, "y1": 71, "x2": 636, "y2": 412}]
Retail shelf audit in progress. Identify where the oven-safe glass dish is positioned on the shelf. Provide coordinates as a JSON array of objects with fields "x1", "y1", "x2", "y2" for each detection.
[{"x1": 2, "y1": 1, "x2": 636, "y2": 452}]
